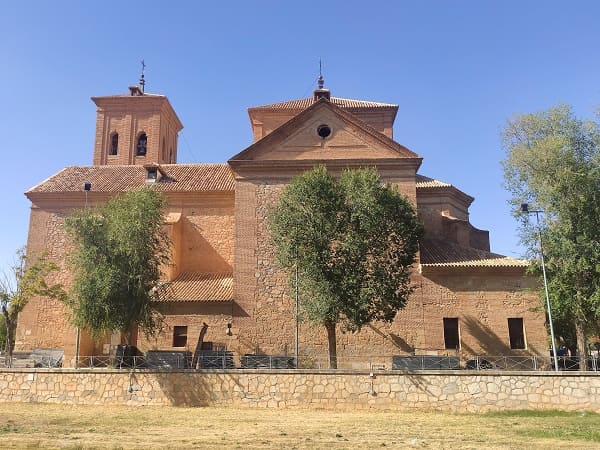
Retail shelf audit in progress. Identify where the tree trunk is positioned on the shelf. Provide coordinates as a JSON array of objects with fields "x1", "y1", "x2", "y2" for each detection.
[
  {"x1": 2, "y1": 307, "x2": 15, "y2": 368},
  {"x1": 192, "y1": 322, "x2": 209, "y2": 369},
  {"x1": 122, "y1": 329, "x2": 131, "y2": 346},
  {"x1": 575, "y1": 318, "x2": 587, "y2": 371},
  {"x1": 325, "y1": 321, "x2": 337, "y2": 369},
  {"x1": 575, "y1": 278, "x2": 588, "y2": 371}
]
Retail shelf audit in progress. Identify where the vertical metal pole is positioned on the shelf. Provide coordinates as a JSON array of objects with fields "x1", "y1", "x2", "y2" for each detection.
[
  {"x1": 535, "y1": 211, "x2": 559, "y2": 372},
  {"x1": 75, "y1": 190, "x2": 88, "y2": 370},
  {"x1": 295, "y1": 262, "x2": 299, "y2": 368},
  {"x1": 74, "y1": 329, "x2": 80, "y2": 369}
]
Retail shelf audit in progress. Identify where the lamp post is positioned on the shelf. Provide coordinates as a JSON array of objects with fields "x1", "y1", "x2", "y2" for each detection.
[
  {"x1": 295, "y1": 261, "x2": 299, "y2": 368},
  {"x1": 521, "y1": 203, "x2": 559, "y2": 372},
  {"x1": 74, "y1": 182, "x2": 92, "y2": 369}
]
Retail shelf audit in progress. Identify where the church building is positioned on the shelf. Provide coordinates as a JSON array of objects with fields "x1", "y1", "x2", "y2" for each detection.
[{"x1": 16, "y1": 77, "x2": 548, "y2": 367}]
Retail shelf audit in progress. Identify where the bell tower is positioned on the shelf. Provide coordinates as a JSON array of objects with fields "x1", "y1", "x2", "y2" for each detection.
[{"x1": 91, "y1": 71, "x2": 183, "y2": 166}]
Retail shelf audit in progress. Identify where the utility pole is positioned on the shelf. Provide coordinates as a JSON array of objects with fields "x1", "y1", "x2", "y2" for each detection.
[
  {"x1": 521, "y1": 203, "x2": 559, "y2": 372},
  {"x1": 75, "y1": 182, "x2": 92, "y2": 369}
]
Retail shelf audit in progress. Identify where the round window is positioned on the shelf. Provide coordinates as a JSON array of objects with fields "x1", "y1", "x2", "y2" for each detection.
[{"x1": 317, "y1": 124, "x2": 332, "y2": 139}]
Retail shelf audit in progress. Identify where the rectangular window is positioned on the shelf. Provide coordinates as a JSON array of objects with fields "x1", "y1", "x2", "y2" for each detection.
[
  {"x1": 172, "y1": 326, "x2": 188, "y2": 347},
  {"x1": 508, "y1": 318, "x2": 526, "y2": 349},
  {"x1": 443, "y1": 318, "x2": 460, "y2": 350}
]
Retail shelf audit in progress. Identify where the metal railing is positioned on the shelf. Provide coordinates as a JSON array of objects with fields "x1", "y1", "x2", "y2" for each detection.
[
  {"x1": 60, "y1": 354, "x2": 600, "y2": 372},
  {"x1": 0, "y1": 350, "x2": 63, "y2": 368},
  {"x1": 76, "y1": 355, "x2": 148, "y2": 369}
]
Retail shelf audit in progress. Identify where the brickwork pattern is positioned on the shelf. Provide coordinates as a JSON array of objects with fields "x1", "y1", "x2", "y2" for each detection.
[
  {"x1": 92, "y1": 96, "x2": 182, "y2": 166},
  {"x1": 20, "y1": 88, "x2": 550, "y2": 369},
  {"x1": 232, "y1": 181, "x2": 260, "y2": 355},
  {"x1": 137, "y1": 303, "x2": 233, "y2": 352},
  {"x1": 232, "y1": 178, "x2": 547, "y2": 360},
  {"x1": 17, "y1": 195, "x2": 235, "y2": 360}
]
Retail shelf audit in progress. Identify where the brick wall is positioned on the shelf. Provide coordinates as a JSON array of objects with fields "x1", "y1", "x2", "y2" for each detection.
[
  {"x1": 92, "y1": 96, "x2": 182, "y2": 166},
  {"x1": 17, "y1": 193, "x2": 235, "y2": 361},
  {"x1": 229, "y1": 176, "x2": 547, "y2": 360}
]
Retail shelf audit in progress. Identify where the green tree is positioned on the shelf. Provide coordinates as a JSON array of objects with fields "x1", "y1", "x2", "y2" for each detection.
[
  {"x1": 502, "y1": 105, "x2": 600, "y2": 364},
  {"x1": 0, "y1": 248, "x2": 65, "y2": 366},
  {"x1": 269, "y1": 167, "x2": 423, "y2": 368},
  {"x1": 64, "y1": 188, "x2": 170, "y2": 343}
]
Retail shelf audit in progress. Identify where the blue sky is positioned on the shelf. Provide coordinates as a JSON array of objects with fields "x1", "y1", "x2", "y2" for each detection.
[{"x1": 1, "y1": 1, "x2": 599, "y2": 273}]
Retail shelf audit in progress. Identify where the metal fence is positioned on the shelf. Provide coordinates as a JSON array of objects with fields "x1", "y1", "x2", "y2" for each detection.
[
  {"x1": 61, "y1": 354, "x2": 600, "y2": 372},
  {"x1": 0, "y1": 349, "x2": 63, "y2": 369}
]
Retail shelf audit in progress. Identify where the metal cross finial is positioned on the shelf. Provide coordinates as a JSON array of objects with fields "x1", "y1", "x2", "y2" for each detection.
[
  {"x1": 317, "y1": 59, "x2": 324, "y2": 89},
  {"x1": 139, "y1": 59, "x2": 146, "y2": 93}
]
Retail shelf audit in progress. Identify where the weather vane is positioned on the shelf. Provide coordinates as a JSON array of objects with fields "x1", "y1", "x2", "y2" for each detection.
[
  {"x1": 139, "y1": 60, "x2": 146, "y2": 93},
  {"x1": 318, "y1": 59, "x2": 324, "y2": 89}
]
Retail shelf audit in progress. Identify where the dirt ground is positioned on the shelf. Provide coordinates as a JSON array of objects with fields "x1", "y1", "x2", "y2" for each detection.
[{"x1": 0, "y1": 403, "x2": 598, "y2": 449}]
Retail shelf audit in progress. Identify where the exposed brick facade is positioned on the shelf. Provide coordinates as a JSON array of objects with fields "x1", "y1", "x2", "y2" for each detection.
[{"x1": 16, "y1": 86, "x2": 548, "y2": 367}]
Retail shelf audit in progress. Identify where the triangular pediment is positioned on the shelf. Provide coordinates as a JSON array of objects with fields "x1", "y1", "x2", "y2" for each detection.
[{"x1": 229, "y1": 99, "x2": 420, "y2": 163}]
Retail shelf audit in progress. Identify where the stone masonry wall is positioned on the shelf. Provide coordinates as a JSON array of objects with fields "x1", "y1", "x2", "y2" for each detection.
[
  {"x1": 17, "y1": 207, "x2": 82, "y2": 358},
  {"x1": 0, "y1": 370, "x2": 598, "y2": 412},
  {"x1": 249, "y1": 180, "x2": 428, "y2": 358},
  {"x1": 419, "y1": 274, "x2": 547, "y2": 356},
  {"x1": 137, "y1": 303, "x2": 233, "y2": 352},
  {"x1": 237, "y1": 179, "x2": 547, "y2": 360},
  {"x1": 17, "y1": 194, "x2": 235, "y2": 362}
]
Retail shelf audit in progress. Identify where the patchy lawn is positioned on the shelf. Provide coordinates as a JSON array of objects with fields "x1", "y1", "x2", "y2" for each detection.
[{"x1": 0, "y1": 403, "x2": 598, "y2": 449}]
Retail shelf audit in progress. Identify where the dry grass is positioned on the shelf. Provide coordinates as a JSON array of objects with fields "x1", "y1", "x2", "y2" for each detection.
[{"x1": 0, "y1": 403, "x2": 598, "y2": 449}]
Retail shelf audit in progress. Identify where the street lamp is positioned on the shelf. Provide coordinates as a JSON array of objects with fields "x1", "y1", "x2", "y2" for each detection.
[
  {"x1": 74, "y1": 182, "x2": 92, "y2": 369},
  {"x1": 294, "y1": 247, "x2": 299, "y2": 369},
  {"x1": 520, "y1": 203, "x2": 559, "y2": 372}
]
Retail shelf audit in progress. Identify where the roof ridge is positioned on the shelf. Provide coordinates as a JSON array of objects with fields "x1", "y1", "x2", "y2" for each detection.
[
  {"x1": 419, "y1": 238, "x2": 528, "y2": 268},
  {"x1": 26, "y1": 167, "x2": 69, "y2": 194},
  {"x1": 230, "y1": 98, "x2": 420, "y2": 162},
  {"x1": 415, "y1": 174, "x2": 452, "y2": 188},
  {"x1": 250, "y1": 96, "x2": 398, "y2": 110},
  {"x1": 26, "y1": 164, "x2": 235, "y2": 194},
  {"x1": 60, "y1": 163, "x2": 230, "y2": 169}
]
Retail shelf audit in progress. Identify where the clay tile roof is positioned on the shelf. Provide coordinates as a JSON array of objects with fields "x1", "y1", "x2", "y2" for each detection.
[
  {"x1": 415, "y1": 174, "x2": 452, "y2": 189},
  {"x1": 26, "y1": 164, "x2": 235, "y2": 194},
  {"x1": 157, "y1": 272, "x2": 233, "y2": 303},
  {"x1": 420, "y1": 239, "x2": 528, "y2": 268},
  {"x1": 250, "y1": 96, "x2": 398, "y2": 110}
]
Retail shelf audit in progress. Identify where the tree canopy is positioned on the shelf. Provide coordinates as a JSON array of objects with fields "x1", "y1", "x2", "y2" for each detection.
[
  {"x1": 0, "y1": 247, "x2": 65, "y2": 365},
  {"x1": 269, "y1": 166, "x2": 423, "y2": 368},
  {"x1": 502, "y1": 105, "x2": 600, "y2": 362},
  {"x1": 64, "y1": 188, "x2": 170, "y2": 343}
]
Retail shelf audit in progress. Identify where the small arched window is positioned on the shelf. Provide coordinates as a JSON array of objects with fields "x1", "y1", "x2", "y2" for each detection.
[
  {"x1": 136, "y1": 132, "x2": 148, "y2": 156},
  {"x1": 162, "y1": 138, "x2": 166, "y2": 161},
  {"x1": 109, "y1": 133, "x2": 118, "y2": 155}
]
